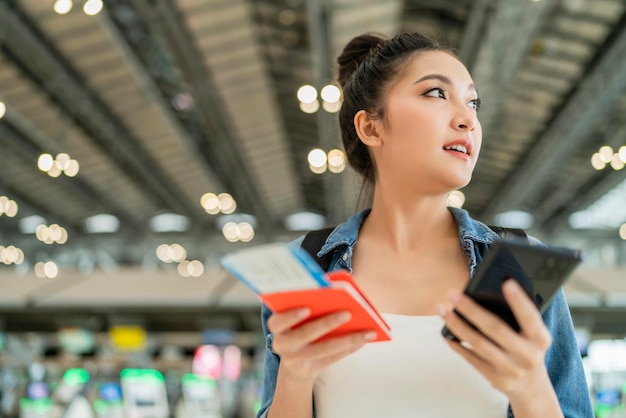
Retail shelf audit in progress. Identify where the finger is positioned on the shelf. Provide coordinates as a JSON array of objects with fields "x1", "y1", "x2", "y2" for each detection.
[
  {"x1": 503, "y1": 280, "x2": 552, "y2": 349},
  {"x1": 448, "y1": 289, "x2": 549, "y2": 370},
  {"x1": 313, "y1": 337, "x2": 371, "y2": 369},
  {"x1": 277, "y1": 311, "x2": 352, "y2": 353},
  {"x1": 267, "y1": 307, "x2": 311, "y2": 334},
  {"x1": 450, "y1": 291, "x2": 519, "y2": 349},
  {"x1": 439, "y1": 304, "x2": 513, "y2": 369},
  {"x1": 297, "y1": 330, "x2": 375, "y2": 363}
]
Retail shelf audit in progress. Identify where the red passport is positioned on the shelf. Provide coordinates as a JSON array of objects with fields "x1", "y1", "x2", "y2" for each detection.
[{"x1": 261, "y1": 270, "x2": 391, "y2": 342}]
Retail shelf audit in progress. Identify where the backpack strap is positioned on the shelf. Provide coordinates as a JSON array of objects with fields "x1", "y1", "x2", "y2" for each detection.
[{"x1": 301, "y1": 227, "x2": 336, "y2": 272}]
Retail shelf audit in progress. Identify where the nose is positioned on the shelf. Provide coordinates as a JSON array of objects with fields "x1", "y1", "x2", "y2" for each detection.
[{"x1": 453, "y1": 106, "x2": 477, "y2": 132}]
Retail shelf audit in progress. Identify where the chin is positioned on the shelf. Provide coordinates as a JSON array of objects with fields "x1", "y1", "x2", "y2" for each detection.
[{"x1": 449, "y1": 174, "x2": 472, "y2": 190}]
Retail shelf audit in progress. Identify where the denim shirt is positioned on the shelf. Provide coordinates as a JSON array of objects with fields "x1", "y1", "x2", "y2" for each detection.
[{"x1": 257, "y1": 207, "x2": 593, "y2": 418}]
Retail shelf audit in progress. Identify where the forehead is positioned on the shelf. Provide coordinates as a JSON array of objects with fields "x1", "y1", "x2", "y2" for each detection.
[{"x1": 401, "y1": 50, "x2": 475, "y2": 86}]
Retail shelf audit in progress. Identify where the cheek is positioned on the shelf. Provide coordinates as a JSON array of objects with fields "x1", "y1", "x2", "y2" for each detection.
[{"x1": 473, "y1": 120, "x2": 483, "y2": 154}]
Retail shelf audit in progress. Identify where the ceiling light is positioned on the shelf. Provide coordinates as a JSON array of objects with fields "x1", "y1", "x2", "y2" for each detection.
[
  {"x1": 217, "y1": 193, "x2": 237, "y2": 215},
  {"x1": 307, "y1": 149, "x2": 327, "y2": 168},
  {"x1": 0, "y1": 196, "x2": 18, "y2": 217},
  {"x1": 610, "y1": 154, "x2": 624, "y2": 170},
  {"x1": 619, "y1": 146, "x2": 626, "y2": 163},
  {"x1": 35, "y1": 261, "x2": 58, "y2": 279},
  {"x1": 0, "y1": 101, "x2": 6, "y2": 119},
  {"x1": 309, "y1": 163, "x2": 327, "y2": 174},
  {"x1": 284, "y1": 211, "x2": 326, "y2": 231},
  {"x1": 83, "y1": 0, "x2": 103, "y2": 16},
  {"x1": 322, "y1": 100, "x2": 341, "y2": 113},
  {"x1": 327, "y1": 149, "x2": 346, "y2": 173},
  {"x1": 64, "y1": 160, "x2": 80, "y2": 177},
  {"x1": 201, "y1": 192, "x2": 220, "y2": 215},
  {"x1": 598, "y1": 146, "x2": 614, "y2": 163},
  {"x1": 591, "y1": 153, "x2": 605, "y2": 170},
  {"x1": 169, "y1": 244, "x2": 187, "y2": 263},
  {"x1": 620, "y1": 224, "x2": 626, "y2": 240},
  {"x1": 215, "y1": 213, "x2": 257, "y2": 230},
  {"x1": 320, "y1": 85, "x2": 341, "y2": 103},
  {"x1": 187, "y1": 260, "x2": 205, "y2": 277},
  {"x1": 297, "y1": 85, "x2": 317, "y2": 104},
  {"x1": 299, "y1": 100, "x2": 319, "y2": 114},
  {"x1": 446, "y1": 191, "x2": 466, "y2": 208},
  {"x1": 85, "y1": 214, "x2": 120, "y2": 233},
  {"x1": 177, "y1": 260, "x2": 204, "y2": 277},
  {"x1": 38, "y1": 153, "x2": 79, "y2": 177},
  {"x1": 38, "y1": 154, "x2": 54, "y2": 172},
  {"x1": 53, "y1": 0, "x2": 72, "y2": 14},
  {"x1": 149, "y1": 213, "x2": 190, "y2": 232},
  {"x1": 494, "y1": 210, "x2": 534, "y2": 229},
  {"x1": 222, "y1": 222, "x2": 240, "y2": 242},
  {"x1": 0, "y1": 246, "x2": 24, "y2": 265},
  {"x1": 219, "y1": 218, "x2": 255, "y2": 243},
  {"x1": 55, "y1": 153, "x2": 70, "y2": 170},
  {"x1": 238, "y1": 222, "x2": 255, "y2": 242},
  {"x1": 156, "y1": 244, "x2": 172, "y2": 263},
  {"x1": 156, "y1": 243, "x2": 187, "y2": 263},
  {"x1": 36, "y1": 224, "x2": 68, "y2": 244}
]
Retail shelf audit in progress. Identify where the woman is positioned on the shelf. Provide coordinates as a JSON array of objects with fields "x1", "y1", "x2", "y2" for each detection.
[{"x1": 257, "y1": 32, "x2": 592, "y2": 418}]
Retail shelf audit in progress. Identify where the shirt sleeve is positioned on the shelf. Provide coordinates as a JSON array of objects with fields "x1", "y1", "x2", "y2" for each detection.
[{"x1": 542, "y1": 289, "x2": 594, "y2": 417}]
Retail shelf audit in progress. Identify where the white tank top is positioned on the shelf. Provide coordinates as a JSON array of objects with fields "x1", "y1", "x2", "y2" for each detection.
[{"x1": 313, "y1": 314, "x2": 509, "y2": 418}]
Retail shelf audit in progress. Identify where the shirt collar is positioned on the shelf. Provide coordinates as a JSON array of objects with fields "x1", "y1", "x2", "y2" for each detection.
[{"x1": 317, "y1": 206, "x2": 500, "y2": 259}]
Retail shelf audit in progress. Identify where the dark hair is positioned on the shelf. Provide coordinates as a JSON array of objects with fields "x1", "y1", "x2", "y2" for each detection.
[{"x1": 337, "y1": 32, "x2": 449, "y2": 186}]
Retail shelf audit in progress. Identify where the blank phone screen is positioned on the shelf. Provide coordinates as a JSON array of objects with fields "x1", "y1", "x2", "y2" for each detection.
[{"x1": 442, "y1": 239, "x2": 581, "y2": 340}]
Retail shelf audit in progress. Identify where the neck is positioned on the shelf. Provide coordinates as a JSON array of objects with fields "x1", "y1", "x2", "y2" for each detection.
[{"x1": 363, "y1": 186, "x2": 458, "y2": 253}]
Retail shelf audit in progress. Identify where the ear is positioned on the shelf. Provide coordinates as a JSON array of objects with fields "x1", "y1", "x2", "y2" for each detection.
[{"x1": 354, "y1": 110, "x2": 383, "y2": 147}]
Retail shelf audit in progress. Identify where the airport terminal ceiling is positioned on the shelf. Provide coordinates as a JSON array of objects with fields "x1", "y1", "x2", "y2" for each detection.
[{"x1": 0, "y1": 0, "x2": 625, "y2": 337}]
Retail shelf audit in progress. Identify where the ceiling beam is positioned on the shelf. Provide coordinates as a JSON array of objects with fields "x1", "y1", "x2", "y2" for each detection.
[
  {"x1": 94, "y1": 8, "x2": 225, "y2": 201},
  {"x1": 0, "y1": 2, "x2": 199, "y2": 221},
  {"x1": 469, "y1": 0, "x2": 557, "y2": 141},
  {"x1": 457, "y1": 0, "x2": 492, "y2": 71},
  {"x1": 118, "y1": 0, "x2": 276, "y2": 234},
  {"x1": 480, "y1": 12, "x2": 626, "y2": 221}
]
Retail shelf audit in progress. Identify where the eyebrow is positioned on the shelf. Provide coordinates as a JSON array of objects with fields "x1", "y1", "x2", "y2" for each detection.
[{"x1": 414, "y1": 74, "x2": 477, "y2": 93}]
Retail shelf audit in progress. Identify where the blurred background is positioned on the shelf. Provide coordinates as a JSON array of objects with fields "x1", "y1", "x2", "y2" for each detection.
[{"x1": 0, "y1": 0, "x2": 625, "y2": 417}]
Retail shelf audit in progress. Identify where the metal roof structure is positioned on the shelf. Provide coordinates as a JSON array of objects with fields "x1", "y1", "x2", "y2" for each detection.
[{"x1": 0, "y1": 0, "x2": 625, "y2": 339}]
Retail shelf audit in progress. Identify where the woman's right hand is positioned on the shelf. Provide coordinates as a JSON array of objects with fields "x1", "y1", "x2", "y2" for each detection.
[{"x1": 267, "y1": 308, "x2": 377, "y2": 381}]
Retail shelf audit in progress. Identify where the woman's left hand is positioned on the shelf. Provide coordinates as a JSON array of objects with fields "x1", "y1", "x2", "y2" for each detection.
[{"x1": 438, "y1": 279, "x2": 553, "y2": 401}]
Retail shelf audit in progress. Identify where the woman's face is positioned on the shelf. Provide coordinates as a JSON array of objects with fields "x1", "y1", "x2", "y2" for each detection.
[{"x1": 371, "y1": 50, "x2": 482, "y2": 194}]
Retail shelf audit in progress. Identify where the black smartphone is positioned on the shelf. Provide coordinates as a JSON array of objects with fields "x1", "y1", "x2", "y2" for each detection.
[{"x1": 441, "y1": 238, "x2": 582, "y2": 342}]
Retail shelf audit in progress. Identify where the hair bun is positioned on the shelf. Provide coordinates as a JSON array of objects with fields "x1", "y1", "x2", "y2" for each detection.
[{"x1": 336, "y1": 33, "x2": 387, "y2": 87}]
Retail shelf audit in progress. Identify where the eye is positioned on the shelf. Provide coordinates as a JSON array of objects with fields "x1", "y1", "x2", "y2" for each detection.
[
  {"x1": 468, "y1": 97, "x2": 482, "y2": 112},
  {"x1": 424, "y1": 87, "x2": 446, "y2": 99}
]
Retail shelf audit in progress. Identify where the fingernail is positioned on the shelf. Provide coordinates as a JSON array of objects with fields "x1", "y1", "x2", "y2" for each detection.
[
  {"x1": 364, "y1": 331, "x2": 377, "y2": 341},
  {"x1": 337, "y1": 311, "x2": 352, "y2": 323},
  {"x1": 437, "y1": 305, "x2": 448, "y2": 317},
  {"x1": 504, "y1": 280, "x2": 519, "y2": 293}
]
